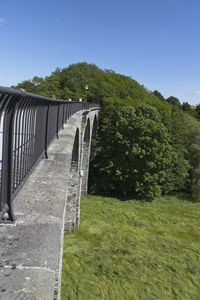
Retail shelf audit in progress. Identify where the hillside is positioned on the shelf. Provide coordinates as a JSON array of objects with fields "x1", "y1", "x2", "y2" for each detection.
[
  {"x1": 17, "y1": 62, "x2": 168, "y2": 107},
  {"x1": 61, "y1": 195, "x2": 200, "y2": 300}
]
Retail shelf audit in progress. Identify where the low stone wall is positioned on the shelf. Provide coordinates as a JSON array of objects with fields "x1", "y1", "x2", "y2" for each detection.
[{"x1": 0, "y1": 109, "x2": 99, "y2": 300}]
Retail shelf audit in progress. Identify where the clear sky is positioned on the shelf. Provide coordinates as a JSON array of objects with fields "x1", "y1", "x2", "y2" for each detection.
[{"x1": 0, "y1": 0, "x2": 200, "y2": 104}]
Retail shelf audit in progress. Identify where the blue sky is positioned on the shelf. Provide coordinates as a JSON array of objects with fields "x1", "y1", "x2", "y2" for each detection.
[{"x1": 0, "y1": 0, "x2": 200, "y2": 104}]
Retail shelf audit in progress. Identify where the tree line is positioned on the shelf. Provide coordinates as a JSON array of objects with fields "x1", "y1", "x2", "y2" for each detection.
[{"x1": 17, "y1": 62, "x2": 200, "y2": 200}]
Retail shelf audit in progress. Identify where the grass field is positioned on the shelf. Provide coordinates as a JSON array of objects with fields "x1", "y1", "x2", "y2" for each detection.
[{"x1": 61, "y1": 195, "x2": 200, "y2": 300}]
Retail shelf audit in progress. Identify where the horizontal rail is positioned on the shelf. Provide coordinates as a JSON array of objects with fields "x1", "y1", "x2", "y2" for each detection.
[{"x1": 0, "y1": 86, "x2": 100, "y2": 222}]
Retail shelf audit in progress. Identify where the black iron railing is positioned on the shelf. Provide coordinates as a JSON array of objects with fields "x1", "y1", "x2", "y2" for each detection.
[{"x1": 0, "y1": 86, "x2": 99, "y2": 223}]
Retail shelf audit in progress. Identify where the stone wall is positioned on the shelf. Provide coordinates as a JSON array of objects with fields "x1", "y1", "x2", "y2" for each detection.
[{"x1": 0, "y1": 108, "x2": 99, "y2": 300}]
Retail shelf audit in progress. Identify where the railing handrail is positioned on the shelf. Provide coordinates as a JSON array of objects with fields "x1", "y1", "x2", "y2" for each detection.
[{"x1": 0, "y1": 86, "x2": 81, "y2": 104}]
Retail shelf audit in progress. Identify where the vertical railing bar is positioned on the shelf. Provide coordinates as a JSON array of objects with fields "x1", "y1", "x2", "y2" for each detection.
[
  {"x1": 29, "y1": 105, "x2": 37, "y2": 169},
  {"x1": 15, "y1": 97, "x2": 28, "y2": 189},
  {"x1": 67, "y1": 103, "x2": 69, "y2": 120},
  {"x1": 44, "y1": 103, "x2": 50, "y2": 159},
  {"x1": 25, "y1": 102, "x2": 33, "y2": 174},
  {"x1": 29, "y1": 104, "x2": 36, "y2": 167},
  {"x1": 13, "y1": 103, "x2": 21, "y2": 191},
  {"x1": 18, "y1": 98, "x2": 31, "y2": 185},
  {"x1": 56, "y1": 104, "x2": 60, "y2": 139},
  {"x1": 23, "y1": 99, "x2": 33, "y2": 177},
  {"x1": 12, "y1": 102, "x2": 20, "y2": 193},
  {"x1": 34, "y1": 103, "x2": 43, "y2": 159},
  {"x1": 21, "y1": 100, "x2": 29, "y2": 181},
  {"x1": 25, "y1": 100, "x2": 35, "y2": 173},
  {"x1": 62, "y1": 104, "x2": 65, "y2": 129}
]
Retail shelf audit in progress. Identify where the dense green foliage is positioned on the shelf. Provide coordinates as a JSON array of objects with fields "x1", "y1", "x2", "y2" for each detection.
[
  {"x1": 61, "y1": 195, "x2": 200, "y2": 300},
  {"x1": 17, "y1": 62, "x2": 200, "y2": 199},
  {"x1": 89, "y1": 106, "x2": 188, "y2": 199}
]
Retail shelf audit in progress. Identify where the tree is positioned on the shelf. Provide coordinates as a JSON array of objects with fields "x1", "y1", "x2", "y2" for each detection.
[
  {"x1": 152, "y1": 90, "x2": 165, "y2": 102},
  {"x1": 184, "y1": 115, "x2": 200, "y2": 200},
  {"x1": 195, "y1": 104, "x2": 200, "y2": 119},
  {"x1": 89, "y1": 105, "x2": 183, "y2": 199},
  {"x1": 166, "y1": 96, "x2": 181, "y2": 108},
  {"x1": 182, "y1": 102, "x2": 191, "y2": 112}
]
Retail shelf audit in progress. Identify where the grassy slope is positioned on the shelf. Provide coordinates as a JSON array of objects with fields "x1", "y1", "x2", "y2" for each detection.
[{"x1": 61, "y1": 196, "x2": 200, "y2": 300}]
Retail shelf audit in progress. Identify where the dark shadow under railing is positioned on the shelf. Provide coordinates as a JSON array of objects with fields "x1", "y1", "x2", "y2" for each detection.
[{"x1": 0, "y1": 86, "x2": 100, "y2": 223}]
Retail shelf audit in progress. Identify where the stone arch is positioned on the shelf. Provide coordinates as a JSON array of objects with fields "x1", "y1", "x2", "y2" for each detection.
[
  {"x1": 81, "y1": 118, "x2": 91, "y2": 196},
  {"x1": 89, "y1": 114, "x2": 98, "y2": 162},
  {"x1": 92, "y1": 114, "x2": 98, "y2": 139},
  {"x1": 84, "y1": 118, "x2": 91, "y2": 143},
  {"x1": 71, "y1": 128, "x2": 79, "y2": 169},
  {"x1": 65, "y1": 128, "x2": 80, "y2": 232}
]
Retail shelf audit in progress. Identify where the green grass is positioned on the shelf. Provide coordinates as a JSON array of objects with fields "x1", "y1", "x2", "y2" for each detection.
[{"x1": 61, "y1": 195, "x2": 200, "y2": 300}]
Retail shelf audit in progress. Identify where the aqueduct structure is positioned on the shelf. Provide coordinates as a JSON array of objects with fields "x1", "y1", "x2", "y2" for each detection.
[{"x1": 0, "y1": 87, "x2": 100, "y2": 299}]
